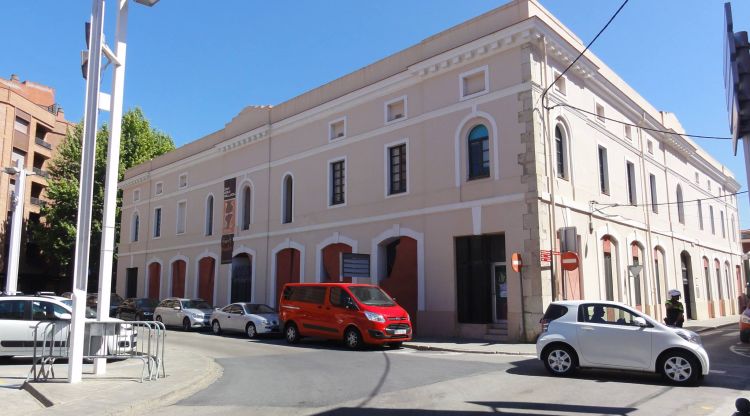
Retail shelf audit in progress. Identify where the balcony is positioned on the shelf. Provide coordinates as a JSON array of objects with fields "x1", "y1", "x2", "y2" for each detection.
[
  {"x1": 35, "y1": 137, "x2": 52, "y2": 150},
  {"x1": 32, "y1": 167, "x2": 48, "y2": 178}
]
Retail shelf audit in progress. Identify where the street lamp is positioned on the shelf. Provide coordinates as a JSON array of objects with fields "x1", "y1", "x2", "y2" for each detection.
[
  {"x1": 69, "y1": 0, "x2": 159, "y2": 384},
  {"x1": 2, "y1": 161, "x2": 35, "y2": 294}
]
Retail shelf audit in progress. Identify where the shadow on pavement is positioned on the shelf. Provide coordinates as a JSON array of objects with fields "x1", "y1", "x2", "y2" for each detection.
[{"x1": 313, "y1": 401, "x2": 638, "y2": 416}]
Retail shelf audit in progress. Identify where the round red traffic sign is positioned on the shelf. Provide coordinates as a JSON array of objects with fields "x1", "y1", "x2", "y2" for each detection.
[
  {"x1": 511, "y1": 252, "x2": 522, "y2": 272},
  {"x1": 560, "y1": 251, "x2": 579, "y2": 271}
]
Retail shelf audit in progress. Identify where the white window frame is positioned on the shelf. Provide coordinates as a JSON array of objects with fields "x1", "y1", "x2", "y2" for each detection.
[
  {"x1": 624, "y1": 124, "x2": 632, "y2": 140},
  {"x1": 178, "y1": 173, "x2": 188, "y2": 189},
  {"x1": 155, "y1": 181, "x2": 164, "y2": 195},
  {"x1": 327, "y1": 157, "x2": 347, "y2": 208},
  {"x1": 384, "y1": 138, "x2": 410, "y2": 198},
  {"x1": 328, "y1": 116, "x2": 347, "y2": 141},
  {"x1": 459, "y1": 65, "x2": 489, "y2": 101},
  {"x1": 625, "y1": 159, "x2": 637, "y2": 205},
  {"x1": 594, "y1": 100, "x2": 606, "y2": 124},
  {"x1": 384, "y1": 95, "x2": 408, "y2": 125},
  {"x1": 176, "y1": 200, "x2": 187, "y2": 235},
  {"x1": 552, "y1": 71, "x2": 566, "y2": 96},
  {"x1": 153, "y1": 206, "x2": 163, "y2": 239}
]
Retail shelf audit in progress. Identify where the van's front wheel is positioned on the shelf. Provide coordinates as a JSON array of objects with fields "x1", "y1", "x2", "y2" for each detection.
[
  {"x1": 285, "y1": 323, "x2": 300, "y2": 344},
  {"x1": 344, "y1": 327, "x2": 363, "y2": 350}
]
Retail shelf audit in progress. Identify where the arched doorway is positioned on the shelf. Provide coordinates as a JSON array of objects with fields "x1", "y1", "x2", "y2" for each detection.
[
  {"x1": 703, "y1": 257, "x2": 714, "y2": 319},
  {"x1": 171, "y1": 260, "x2": 186, "y2": 298},
  {"x1": 321, "y1": 243, "x2": 352, "y2": 282},
  {"x1": 377, "y1": 237, "x2": 418, "y2": 331},
  {"x1": 601, "y1": 236, "x2": 618, "y2": 301},
  {"x1": 680, "y1": 251, "x2": 695, "y2": 320},
  {"x1": 198, "y1": 257, "x2": 216, "y2": 304},
  {"x1": 231, "y1": 253, "x2": 252, "y2": 303},
  {"x1": 276, "y1": 248, "x2": 300, "y2": 304},
  {"x1": 148, "y1": 262, "x2": 161, "y2": 300}
]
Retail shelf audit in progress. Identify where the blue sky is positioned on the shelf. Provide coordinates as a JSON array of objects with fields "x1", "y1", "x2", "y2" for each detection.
[{"x1": 2, "y1": 0, "x2": 750, "y2": 227}]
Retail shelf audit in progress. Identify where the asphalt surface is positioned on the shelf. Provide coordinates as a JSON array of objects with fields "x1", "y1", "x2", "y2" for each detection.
[{"x1": 154, "y1": 326, "x2": 748, "y2": 415}]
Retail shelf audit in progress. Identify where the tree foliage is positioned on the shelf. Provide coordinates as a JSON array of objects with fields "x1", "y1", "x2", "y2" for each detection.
[{"x1": 32, "y1": 108, "x2": 175, "y2": 283}]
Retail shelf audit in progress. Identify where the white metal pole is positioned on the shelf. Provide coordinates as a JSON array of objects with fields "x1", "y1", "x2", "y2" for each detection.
[
  {"x1": 5, "y1": 161, "x2": 27, "y2": 294},
  {"x1": 94, "y1": 0, "x2": 129, "y2": 376},
  {"x1": 68, "y1": 0, "x2": 106, "y2": 384}
]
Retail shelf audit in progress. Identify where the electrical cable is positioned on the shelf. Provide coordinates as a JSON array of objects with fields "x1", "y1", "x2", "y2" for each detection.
[
  {"x1": 547, "y1": 102, "x2": 733, "y2": 140},
  {"x1": 590, "y1": 190, "x2": 746, "y2": 209},
  {"x1": 538, "y1": 0, "x2": 630, "y2": 108}
]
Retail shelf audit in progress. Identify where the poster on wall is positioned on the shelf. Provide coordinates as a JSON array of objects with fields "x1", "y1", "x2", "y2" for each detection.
[{"x1": 221, "y1": 178, "x2": 237, "y2": 264}]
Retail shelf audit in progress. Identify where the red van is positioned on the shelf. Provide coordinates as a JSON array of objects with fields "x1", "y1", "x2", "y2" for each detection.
[{"x1": 279, "y1": 283, "x2": 412, "y2": 349}]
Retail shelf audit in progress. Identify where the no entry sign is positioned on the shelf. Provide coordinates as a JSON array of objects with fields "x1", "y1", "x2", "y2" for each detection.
[
  {"x1": 560, "y1": 251, "x2": 579, "y2": 271},
  {"x1": 511, "y1": 252, "x2": 522, "y2": 272}
]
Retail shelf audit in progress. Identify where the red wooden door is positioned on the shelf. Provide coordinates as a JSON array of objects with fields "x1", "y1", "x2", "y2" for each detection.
[
  {"x1": 172, "y1": 260, "x2": 186, "y2": 298},
  {"x1": 148, "y1": 262, "x2": 161, "y2": 300},
  {"x1": 379, "y1": 237, "x2": 418, "y2": 333},
  {"x1": 276, "y1": 249, "x2": 300, "y2": 304},
  {"x1": 198, "y1": 257, "x2": 215, "y2": 303}
]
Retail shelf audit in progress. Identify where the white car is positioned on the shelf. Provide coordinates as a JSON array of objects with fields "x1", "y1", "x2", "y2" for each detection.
[
  {"x1": 210, "y1": 303, "x2": 280, "y2": 338},
  {"x1": 0, "y1": 296, "x2": 135, "y2": 358},
  {"x1": 154, "y1": 298, "x2": 213, "y2": 331},
  {"x1": 536, "y1": 300, "x2": 709, "y2": 385}
]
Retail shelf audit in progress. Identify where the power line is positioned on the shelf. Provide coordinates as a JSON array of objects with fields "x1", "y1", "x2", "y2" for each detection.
[
  {"x1": 547, "y1": 102, "x2": 733, "y2": 140},
  {"x1": 591, "y1": 190, "x2": 747, "y2": 210},
  {"x1": 539, "y1": 0, "x2": 630, "y2": 107}
]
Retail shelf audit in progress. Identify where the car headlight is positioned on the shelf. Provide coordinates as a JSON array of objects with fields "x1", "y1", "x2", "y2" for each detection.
[
  {"x1": 364, "y1": 311, "x2": 386, "y2": 323},
  {"x1": 741, "y1": 315, "x2": 750, "y2": 324},
  {"x1": 188, "y1": 312, "x2": 202, "y2": 319},
  {"x1": 676, "y1": 330, "x2": 701, "y2": 344}
]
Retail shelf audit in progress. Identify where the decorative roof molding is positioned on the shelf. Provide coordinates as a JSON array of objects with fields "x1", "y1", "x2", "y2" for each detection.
[
  {"x1": 119, "y1": 173, "x2": 150, "y2": 189},
  {"x1": 216, "y1": 128, "x2": 270, "y2": 153}
]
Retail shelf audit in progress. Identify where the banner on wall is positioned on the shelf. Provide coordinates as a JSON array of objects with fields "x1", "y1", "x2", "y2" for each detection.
[{"x1": 221, "y1": 178, "x2": 237, "y2": 264}]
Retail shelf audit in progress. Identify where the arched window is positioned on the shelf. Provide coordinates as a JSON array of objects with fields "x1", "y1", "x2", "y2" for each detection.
[
  {"x1": 555, "y1": 124, "x2": 568, "y2": 179},
  {"x1": 467, "y1": 124, "x2": 489, "y2": 180},
  {"x1": 205, "y1": 195, "x2": 214, "y2": 236},
  {"x1": 241, "y1": 185, "x2": 252, "y2": 231},
  {"x1": 282, "y1": 175, "x2": 293, "y2": 224},
  {"x1": 131, "y1": 212, "x2": 139, "y2": 242},
  {"x1": 676, "y1": 185, "x2": 685, "y2": 224}
]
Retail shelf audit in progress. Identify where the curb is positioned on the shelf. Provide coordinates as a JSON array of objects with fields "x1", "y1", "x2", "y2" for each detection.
[
  {"x1": 403, "y1": 343, "x2": 536, "y2": 356},
  {"x1": 690, "y1": 322, "x2": 736, "y2": 333}
]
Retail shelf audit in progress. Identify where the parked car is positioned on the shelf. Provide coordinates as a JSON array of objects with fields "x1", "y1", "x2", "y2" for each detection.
[
  {"x1": 536, "y1": 300, "x2": 709, "y2": 385},
  {"x1": 0, "y1": 295, "x2": 135, "y2": 358},
  {"x1": 210, "y1": 303, "x2": 280, "y2": 338},
  {"x1": 740, "y1": 305, "x2": 750, "y2": 343},
  {"x1": 279, "y1": 283, "x2": 411, "y2": 349},
  {"x1": 116, "y1": 298, "x2": 158, "y2": 321},
  {"x1": 86, "y1": 293, "x2": 124, "y2": 317},
  {"x1": 154, "y1": 298, "x2": 213, "y2": 331}
]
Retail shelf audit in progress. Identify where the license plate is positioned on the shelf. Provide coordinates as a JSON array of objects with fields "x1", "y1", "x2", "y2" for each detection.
[{"x1": 394, "y1": 329, "x2": 407, "y2": 335}]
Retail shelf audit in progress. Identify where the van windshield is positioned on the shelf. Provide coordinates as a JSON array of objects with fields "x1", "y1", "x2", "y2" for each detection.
[{"x1": 349, "y1": 287, "x2": 395, "y2": 307}]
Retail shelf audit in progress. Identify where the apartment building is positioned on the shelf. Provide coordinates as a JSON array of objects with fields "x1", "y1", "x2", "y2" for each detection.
[
  {"x1": 116, "y1": 0, "x2": 744, "y2": 341},
  {"x1": 0, "y1": 74, "x2": 71, "y2": 290}
]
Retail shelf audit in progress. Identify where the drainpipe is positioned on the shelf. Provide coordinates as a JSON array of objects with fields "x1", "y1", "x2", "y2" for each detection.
[{"x1": 541, "y1": 36, "x2": 560, "y2": 301}]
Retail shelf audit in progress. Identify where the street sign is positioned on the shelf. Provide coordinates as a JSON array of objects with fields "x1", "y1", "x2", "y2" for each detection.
[
  {"x1": 511, "y1": 252, "x2": 523, "y2": 272},
  {"x1": 540, "y1": 250, "x2": 552, "y2": 262},
  {"x1": 560, "y1": 251, "x2": 579, "y2": 271}
]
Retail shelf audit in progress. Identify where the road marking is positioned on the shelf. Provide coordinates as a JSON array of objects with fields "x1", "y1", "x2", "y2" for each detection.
[{"x1": 730, "y1": 344, "x2": 750, "y2": 358}]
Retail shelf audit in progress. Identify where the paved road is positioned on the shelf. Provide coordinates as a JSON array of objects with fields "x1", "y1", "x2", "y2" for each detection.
[{"x1": 155, "y1": 326, "x2": 748, "y2": 415}]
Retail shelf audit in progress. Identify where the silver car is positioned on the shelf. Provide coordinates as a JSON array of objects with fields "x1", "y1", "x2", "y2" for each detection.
[
  {"x1": 210, "y1": 303, "x2": 280, "y2": 338},
  {"x1": 154, "y1": 298, "x2": 213, "y2": 331}
]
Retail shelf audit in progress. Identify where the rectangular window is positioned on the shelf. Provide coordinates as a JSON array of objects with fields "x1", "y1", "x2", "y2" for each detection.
[
  {"x1": 14, "y1": 117, "x2": 29, "y2": 135},
  {"x1": 626, "y1": 162, "x2": 636, "y2": 205},
  {"x1": 388, "y1": 143, "x2": 407, "y2": 195},
  {"x1": 695, "y1": 172, "x2": 699, "y2": 184},
  {"x1": 553, "y1": 71, "x2": 566, "y2": 95},
  {"x1": 598, "y1": 146, "x2": 609, "y2": 195},
  {"x1": 647, "y1": 140, "x2": 654, "y2": 154},
  {"x1": 710, "y1": 206, "x2": 715, "y2": 235},
  {"x1": 153, "y1": 207, "x2": 162, "y2": 238},
  {"x1": 385, "y1": 97, "x2": 407, "y2": 123},
  {"x1": 697, "y1": 200, "x2": 704, "y2": 230},
  {"x1": 624, "y1": 125, "x2": 632, "y2": 140},
  {"x1": 721, "y1": 211, "x2": 725, "y2": 238},
  {"x1": 329, "y1": 118, "x2": 346, "y2": 140},
  {"x1": 155, "y1": 182, "x2": 163, "y2": 195},
  {"x1": 178, "y1": 174, "x2": 187, "y2": 189},
  {"x1": 330, "y1": 160, "x2": 345, "y2": 206},
  {"x1": 133, "y1": 189, "x2": 140, "y2": 202},
  {"x1": 649, "y1": 174, "x2": 658, "y2": 213},
  {"x1": 460, "y1": 66, "x2": 488, "y2": 99},
  {"x1": 176, "y1": 201, "x2": 186, "y2": 234}
]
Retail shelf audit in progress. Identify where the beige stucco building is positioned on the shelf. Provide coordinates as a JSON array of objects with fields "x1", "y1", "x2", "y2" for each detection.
[
  {"x1": 116, "y1": 0, "x2": 744, "y2": 341},
  {"x1": 0, "y1": 74, "x2": 70, "y2": 290}
]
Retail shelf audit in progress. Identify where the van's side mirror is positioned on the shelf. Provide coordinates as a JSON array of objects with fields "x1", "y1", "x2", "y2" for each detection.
[
  {"x1": 173, "y1": 306, "x2": 181, "y2": 311},
  {"x1": 345, "y1": 300, "x2": 357, "y2": 310}
]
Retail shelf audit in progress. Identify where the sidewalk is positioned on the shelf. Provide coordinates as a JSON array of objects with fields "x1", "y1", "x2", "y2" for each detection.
[
  {"x1": 402, "y1": 314, "x2": 740, "y2": 355},
  {"x1": 1, "y1": 342, "x2": 221, "y2": 416}
]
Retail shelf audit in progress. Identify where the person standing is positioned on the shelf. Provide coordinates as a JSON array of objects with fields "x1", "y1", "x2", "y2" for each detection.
[{"x1": 664, "y1": 289, "x2": 685, "y2": 327}]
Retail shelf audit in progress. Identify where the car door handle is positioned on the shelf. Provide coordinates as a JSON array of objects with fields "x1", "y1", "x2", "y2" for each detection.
[{"x1": 581, "y1": 326, "x2": 595, "y2": 331}]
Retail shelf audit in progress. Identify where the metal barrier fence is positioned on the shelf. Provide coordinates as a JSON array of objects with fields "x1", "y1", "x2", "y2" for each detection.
[{"x1": 27, "y1": 320, "x2": 166, "y2": 383}]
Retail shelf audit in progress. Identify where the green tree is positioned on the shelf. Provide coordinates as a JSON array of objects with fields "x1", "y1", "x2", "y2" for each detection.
[{"x1": 32, "y1": 107, "x2": 175, "y2": 287}]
